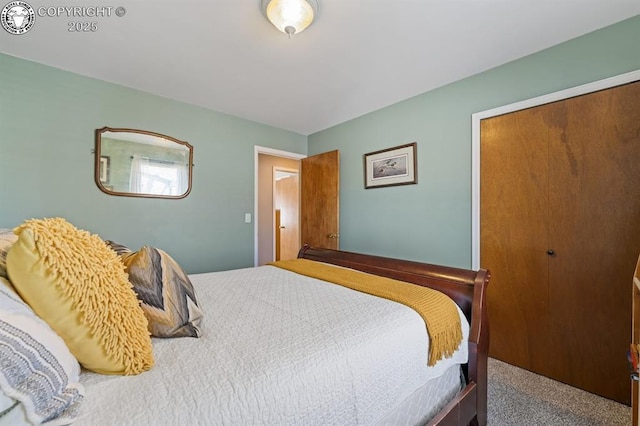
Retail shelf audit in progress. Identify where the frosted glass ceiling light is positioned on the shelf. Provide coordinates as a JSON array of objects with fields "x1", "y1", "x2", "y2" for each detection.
[{"x1": 262, "y1": 0, "x2": 318, "y2": 38}]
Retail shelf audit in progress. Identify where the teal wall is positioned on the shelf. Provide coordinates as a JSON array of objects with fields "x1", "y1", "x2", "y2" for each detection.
[
  {"x1": 308, "y1": 15, "x2": 640, "y2": 269},
  {"x1": 2, "y1": 16, "x2": 639, "y2": 273},
  {"x1": 0, "y1": 54, "x2": 306, "y2": 273}
]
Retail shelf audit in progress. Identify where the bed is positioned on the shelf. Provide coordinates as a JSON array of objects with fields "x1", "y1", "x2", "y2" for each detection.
[
  {"x1": 1, "y1": 220, "x2": 490, "y2": 426},
  {"x1": 294, "y1": 246, "x2": 491, "y2": 426}
]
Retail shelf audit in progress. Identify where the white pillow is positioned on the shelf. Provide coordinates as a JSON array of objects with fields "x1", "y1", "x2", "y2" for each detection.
[{"x1": 0, "y1": 277, "x2": 84, "y2": 425}]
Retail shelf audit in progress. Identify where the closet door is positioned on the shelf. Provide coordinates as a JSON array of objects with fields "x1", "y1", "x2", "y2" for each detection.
[
  {"x1": 480, "y1": 80, "x2": 640, "y2": 405},
  {"x1": 480, "y1": 110, "x2": 551, "y2": 374},
  {"x1": 546, "y1": 82, "x2": 640, "y2": 404}
]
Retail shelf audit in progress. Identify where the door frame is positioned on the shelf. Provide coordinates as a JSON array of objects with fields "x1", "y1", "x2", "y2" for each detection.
[
  {"x1": 273, "y1": 166, "x2": 300, "y2": 261},
  {"x1": 471, "y1": 69, "x2": 640, "y2": 270},
  {"x1": 254, "y1": 145, "x2": 306, "y2": 266}
]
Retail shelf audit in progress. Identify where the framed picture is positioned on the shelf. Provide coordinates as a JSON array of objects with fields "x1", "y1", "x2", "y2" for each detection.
[
  {"x1": 99, "y1": 156, "x2": 110, "y2": 183},
  {"x1": 363, "y1": 142, "x2": 417, "y2": 189}
]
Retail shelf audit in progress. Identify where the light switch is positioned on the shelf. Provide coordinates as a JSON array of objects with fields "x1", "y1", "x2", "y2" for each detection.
[{"x1": 244, "y1": 213, "x2": 252, "y2": 223}]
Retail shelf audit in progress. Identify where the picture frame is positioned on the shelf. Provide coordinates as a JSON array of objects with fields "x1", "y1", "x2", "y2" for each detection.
[
  {"x1": 99, "y1": 156, "x2": 110, "y2": 183},
  {"x1": 363, "y1": 142, "x2": 417, "y2": 189}
]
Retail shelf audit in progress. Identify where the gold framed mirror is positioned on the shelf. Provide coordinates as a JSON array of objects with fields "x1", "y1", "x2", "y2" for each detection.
[{"x1": 95, "y1": 127, "x2": 193, "y2": 199}]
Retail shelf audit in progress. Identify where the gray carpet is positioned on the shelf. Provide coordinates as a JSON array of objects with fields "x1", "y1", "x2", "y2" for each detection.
[{"x1": 488, "y1": 358, "x2": 631, "y2": 425}]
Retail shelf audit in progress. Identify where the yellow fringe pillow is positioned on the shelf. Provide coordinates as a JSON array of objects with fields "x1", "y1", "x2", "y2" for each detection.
[{"x1": 6, "y1": 218, "x2": 154, "y2": 375}]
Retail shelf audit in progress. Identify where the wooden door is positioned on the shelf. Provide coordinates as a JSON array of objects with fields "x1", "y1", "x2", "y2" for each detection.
[
  {"x1": 480, "y1": 109, "x2": 551, "y2": 374},
  {"x1": 547, "y1": 83, "x2": 640, "y2": 403},
  {"x1": 301, "y1": 150, "x2": 340, "y2": 250},
  {"x1": 481, "y1": 81, "x2": 640, "y2": 404},
  {"x1": 275, "y1": 174, "x2": 300, "y2": 260}
]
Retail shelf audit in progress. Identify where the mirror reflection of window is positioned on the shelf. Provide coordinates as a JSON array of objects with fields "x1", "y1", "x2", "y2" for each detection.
[{"x1": 129, "y1": 156, "x2": 189, "y2": 196}]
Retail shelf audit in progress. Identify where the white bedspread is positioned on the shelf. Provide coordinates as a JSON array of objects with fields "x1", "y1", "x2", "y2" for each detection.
[{"x1": 76, "y1": 265, "x2": 469, "y2": 425}]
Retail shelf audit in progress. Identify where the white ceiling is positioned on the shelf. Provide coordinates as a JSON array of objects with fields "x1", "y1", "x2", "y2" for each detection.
[{"x1": 1, "y1": 1, "x2": 638, "y2": 135}]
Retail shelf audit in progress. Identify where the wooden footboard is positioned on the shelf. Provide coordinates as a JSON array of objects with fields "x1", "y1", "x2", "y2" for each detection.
[{"x1": 297, "y1": 245, "x2": 490, "y2": 426}]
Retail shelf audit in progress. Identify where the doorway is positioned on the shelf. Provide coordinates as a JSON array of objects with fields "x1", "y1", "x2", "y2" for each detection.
[
  {"x1": 255, "y1": 146, "x2": 341, "y2": 266},
  {"x1": 274, "y1": 168, "x2": 300, "y2": 261},
  {"x1": 255, "y1": 146, "x2": 304, "y2": 266}
]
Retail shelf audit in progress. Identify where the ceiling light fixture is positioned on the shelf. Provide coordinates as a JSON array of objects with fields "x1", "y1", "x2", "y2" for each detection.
[{"x1": 261, "y1": 0, "x2": 318, "y2": 38}]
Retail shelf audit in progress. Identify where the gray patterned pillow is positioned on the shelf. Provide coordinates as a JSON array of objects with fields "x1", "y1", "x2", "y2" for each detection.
[
  {"x1": 0, "y1": 229, "x2": 17, "y2": 279},
  {"x1": 106, "y1": 241, "x2": 203, "y2": 338}
]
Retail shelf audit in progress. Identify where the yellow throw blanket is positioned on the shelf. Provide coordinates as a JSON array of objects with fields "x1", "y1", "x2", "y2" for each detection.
[{"x1": 268, "y1": 259, "x2": 462, "y2": 366}]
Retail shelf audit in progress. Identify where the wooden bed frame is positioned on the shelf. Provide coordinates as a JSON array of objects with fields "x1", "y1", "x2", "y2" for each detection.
[{"x1": 298, "y1": 245, "x2": 491, "y2": 426}]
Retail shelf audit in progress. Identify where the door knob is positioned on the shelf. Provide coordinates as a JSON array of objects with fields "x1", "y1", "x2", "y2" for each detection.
[
  {"x1": 547, "y1": 249, "x2": 556, "y2": 256},
  {"x1": 327, "y1": 233, "x2": 340, "y2": 239}
]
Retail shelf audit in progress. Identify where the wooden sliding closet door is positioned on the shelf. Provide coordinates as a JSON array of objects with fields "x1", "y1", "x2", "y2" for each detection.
[
  {"x1": 480, "y1": 107, "x2": 552, "y2": 373},
  {"x1": 481, "y1": 81, "x2": 640, "y2": 404},
  {"x1": 546, "y1": 84, "x2": 640, "y2": 403}
]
